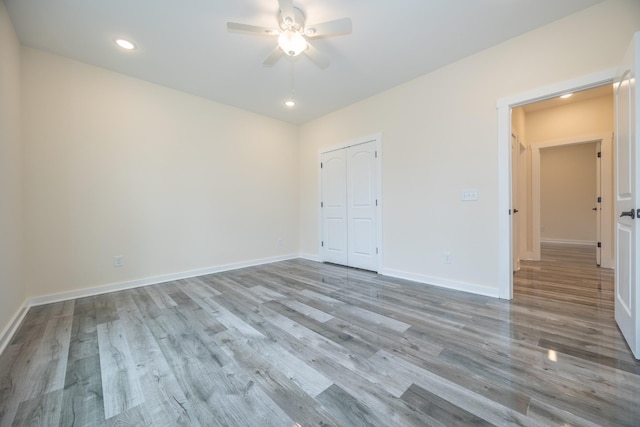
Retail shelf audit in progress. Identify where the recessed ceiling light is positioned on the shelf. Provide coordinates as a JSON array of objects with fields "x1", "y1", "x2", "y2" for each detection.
[
  {"x1": 115, "y1": 38, "x2": 135, "y2": 50},
  {"x1": 284, "y1": 99, "x2": 296, "y2": 108},
  {"x1": 560, "y1": 93, "x2": 573, "y2": 99}
]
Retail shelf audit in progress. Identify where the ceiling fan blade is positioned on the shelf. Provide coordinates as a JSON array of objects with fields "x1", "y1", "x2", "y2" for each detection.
[
  {"x1": 278, "y1": 0, "x2": 296, "y2": 26},
  {"x1": 227, "y1": 22, "x2": 279, "y2": 36},
  {"x1": 263, "y1": 46, "x2": 284, "y2": 67},
  {"x1": 305, "y1": 17, "x2": 352, "y2": 37},
  {"x1": 304, "y1": 44, "x2": 330, "y2": 69}
]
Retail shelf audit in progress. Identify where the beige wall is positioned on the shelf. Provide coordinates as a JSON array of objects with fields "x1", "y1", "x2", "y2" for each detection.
[
  {"x1": 526, "y1": 95, "x2": 614, "y2": 144},
  {"x1": 512, "y1": 108, "x2": 526, "y2": 140},
  {"x1": 21, "y1": 48, "x2": 300, "y2": 299},
  {"x1": 540, "y1": 143, "x2": 598, "y2": 243},
  {"x1": 0, "y1": 2, "x2": 25, "y2": 341},
  {"x1": 299, "y1": 0, "x2": 639, "y2": 294}
]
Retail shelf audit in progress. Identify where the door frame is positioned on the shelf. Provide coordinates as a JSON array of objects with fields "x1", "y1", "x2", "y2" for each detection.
[
  {"x1": 497, "y1": 68, "x2": 616, "y2": 299},
  {"x1": 530, "y1": 134, "x2": 613, "y2": 266},
  {"x1": 318, "y1": 133, "x2": 383, "y2": 272}
]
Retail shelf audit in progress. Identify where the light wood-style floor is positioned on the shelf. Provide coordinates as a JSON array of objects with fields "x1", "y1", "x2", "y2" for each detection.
[{"x1": 1, "y1": 243, "x2": 639, "y2": 426}]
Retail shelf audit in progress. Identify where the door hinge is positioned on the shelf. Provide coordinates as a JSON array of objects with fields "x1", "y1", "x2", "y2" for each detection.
[
  {"x1": 597, "y1": 151, "x2": 601, "y2": 158},
  {"x1": 597, "y1": 197, "x2": 602, "y2": 203},
  {"x1": 321, "y1": 241, "x2": 324, "y2": 247},
  {"x1": 321, "y1": 201, "x2": 324, "y2": 208},
  {"x1": 597, "y1": 242, "x2": 602, "y2": 248},
  {"x1": 508, "y1": 209, "x2": 512, "y2": 215},
  {"x1": 375, "y1": 199, "x2": 378, "y2": 206},
  {"x1": 376, "y1": 248, "x2": 379, "y2": 254},
  {"x1": 375, "y1": 151, "x2": 378, "y2": 158},
  {"x1": 320, "y1": 162, "x2": 323, "y2": 168}
]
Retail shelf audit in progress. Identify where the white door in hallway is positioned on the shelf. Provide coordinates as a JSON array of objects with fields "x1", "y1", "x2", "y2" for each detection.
[
  {"x1": 615, "y1": 32, "x2": 640, "y2": 359},
  {"x1": 511, "y1": 133, "x2": 520, "y2": 272},
  {"x1": 321, "y1": 140, "x2": 378, "y2": 271},
  {"x1": 596, "y1": 141, "x2": 602, "y2": 266}
]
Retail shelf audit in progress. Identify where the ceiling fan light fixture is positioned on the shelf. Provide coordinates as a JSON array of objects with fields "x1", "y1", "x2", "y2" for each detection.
[{"x1": 278, "y1": 30, "x2": 307, "y2": 56}]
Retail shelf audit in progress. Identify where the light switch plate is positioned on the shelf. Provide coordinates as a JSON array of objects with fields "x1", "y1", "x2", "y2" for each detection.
[{"x1": 461, "y1": 190, "x2": 479, "y2": 201}]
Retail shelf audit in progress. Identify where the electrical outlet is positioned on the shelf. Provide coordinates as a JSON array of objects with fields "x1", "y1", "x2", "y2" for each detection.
[
  {"x1": 443, "y1": 252, "x2": 452, "y2": 264},
  {"x1": 113, "y1": 255, "x2": 124, "y2": 268}
]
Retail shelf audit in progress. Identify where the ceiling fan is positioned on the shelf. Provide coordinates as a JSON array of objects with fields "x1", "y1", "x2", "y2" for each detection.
[{"x1": 227, "y1": 0, "x2": 352, "y2": 69}]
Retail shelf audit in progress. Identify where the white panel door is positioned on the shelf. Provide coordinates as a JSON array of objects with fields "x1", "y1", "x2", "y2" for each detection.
[
  {"x1": 321, "y1": 149, "x2": 348, "y2": 265},
  {"x1": 615, "y1": 32, "x2": 640, "y2": 359},
  {"x1": 511, "y1": 133, "x2": 520, "y2": 272},
  {"x1": 596, "y1": 141, "x2": 602, "y2": 266},
  {"x1": 347, "y1": 142, "x2": 377, "y2": 271}
]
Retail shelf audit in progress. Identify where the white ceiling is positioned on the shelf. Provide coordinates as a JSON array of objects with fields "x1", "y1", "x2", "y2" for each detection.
[{"x1": 5, "y1": 0, "x2": 604, "y2": 124}]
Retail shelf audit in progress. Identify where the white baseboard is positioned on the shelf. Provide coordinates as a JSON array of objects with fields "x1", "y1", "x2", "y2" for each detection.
[
  {"x1": 0, "y1": 254, "x2": 298, "y2": 356},
  {"x1": 298, "y1": 252, "x2": 321, "y2": 262},
  {"x1": 381, "y1": 268, "x2": 500, "y2": 298},
  {"x1": 0, "y1": 299, "x2": 29, "y2": 356},
  {"x1": 541, "y1": 239, "x2": 596, "y2": 246},
  {"x1": 2, "y1": 253, "x2": 501, "y2": 356},
  {"x1": 29, "y1": 253, "x2": 300, "y2": 307}
]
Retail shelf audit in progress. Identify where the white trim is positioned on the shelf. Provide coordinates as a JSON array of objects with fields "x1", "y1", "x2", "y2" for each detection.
[
  {"x1": 2, "y1": 251, "x2": 507, "y2": 356},
  {"x1": 381, "y1": 268, "x2": 500, "y2": 298},
  {"x1": 299, "y1": 252, "x2": 322, "y2": 262},
  {"x1": 0, "y1": 300, "x2": 29, "y2": 355},
  {"x1": 28, "y1": 254, "x2": 299, "y2": 307},
  {"x1": 320, "y1": 133, "x2": 382, "y2": 154},
  {"x1": 497, "y1": 69, "x2": 617, "y2": 300},
  {"x1": 318, "y1": 133, "x2": 383, "y2": 272},
  {"x1": 498, "y1": 105, "x2": 512, "y2": 299},
  {"x1": 541, "y1": 239, "x2": 596, "y2": 246},
  {"x1": 0, "y1": 254, "x2": 299, "y2": 354},
  {"x1": 497, "y1": 68, "x2": 617, "y2": 108},
  {"x1": 2, "y1": 254, "x2": 299, "y2": 356}
]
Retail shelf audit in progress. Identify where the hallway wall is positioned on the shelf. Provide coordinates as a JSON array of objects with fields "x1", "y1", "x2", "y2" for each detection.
[{"x1": 540, "y1": 142, "x2": 598, "y2": 244}]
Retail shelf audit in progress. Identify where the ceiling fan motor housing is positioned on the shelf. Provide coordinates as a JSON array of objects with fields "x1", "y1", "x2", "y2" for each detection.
[{"x1": 279, "y1": 7, "x2": 305, "y2": 31}]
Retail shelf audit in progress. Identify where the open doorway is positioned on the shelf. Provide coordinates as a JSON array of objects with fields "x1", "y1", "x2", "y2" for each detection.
[
  {"x1": 510, "y1": 84, "x2": 614, "y2": 303},
  {"x1": 497, "y1": 69, "x2": 616, "y2": 300},
  {"x1": 511, "y1": 85, "x2": 614, "y2": 269}
]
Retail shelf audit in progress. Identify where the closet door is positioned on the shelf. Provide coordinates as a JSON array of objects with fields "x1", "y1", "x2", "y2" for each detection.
[
  {"x1": 321, "y1": 149, "x2": 348, "y2": 265},
  {"x1": 347, "y1": 142, "x2": 377, "y2": 270}
]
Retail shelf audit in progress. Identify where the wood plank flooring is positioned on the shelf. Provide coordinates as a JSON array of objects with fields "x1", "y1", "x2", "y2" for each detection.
[{"x1": 1, "y1": 243, "x2": 639, "y2": 426}]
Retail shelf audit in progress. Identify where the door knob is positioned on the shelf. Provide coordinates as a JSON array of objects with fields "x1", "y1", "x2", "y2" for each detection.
[{"x1": 620, "y1": 209, "x2": 635, "y2": 219}]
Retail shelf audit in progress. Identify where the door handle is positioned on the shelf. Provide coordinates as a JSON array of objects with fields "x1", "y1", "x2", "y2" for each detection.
[
  {"x1": 513, "y1": 209, "x2": 519, "y2": 214},
  {"x1": 592, "y1": 207, "x2": 597, "y2": 211},
  {"x1": 620, "y1": 209, "x2": 635, "y2": 219}
]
